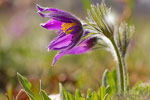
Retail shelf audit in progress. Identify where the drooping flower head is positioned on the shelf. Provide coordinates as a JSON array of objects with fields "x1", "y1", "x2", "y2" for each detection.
[
  {"x1": 37, "y1": 4, "x2": 83, "y2": 51},
  {"x1": 37, "y1": 4, "x2": 84, "y2": 65}
]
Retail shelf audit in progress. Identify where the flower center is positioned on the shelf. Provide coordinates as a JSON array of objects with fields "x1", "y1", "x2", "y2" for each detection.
[{"x1": 61, "y1": 23, "x2": 76, "y2": 34}]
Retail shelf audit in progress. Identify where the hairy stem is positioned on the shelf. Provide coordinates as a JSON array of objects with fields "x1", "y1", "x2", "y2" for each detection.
[
  {"x1": 111, "y1": 39, "x2": 124, "y2": 92},
  {"x1": 122, "y1": 57, "x2": 128, "y2": 91}
]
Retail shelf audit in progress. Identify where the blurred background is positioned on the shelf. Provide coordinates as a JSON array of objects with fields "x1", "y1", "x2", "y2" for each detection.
[{"x1": 0, "y1": 0, "x2": 150, "y2": 99}]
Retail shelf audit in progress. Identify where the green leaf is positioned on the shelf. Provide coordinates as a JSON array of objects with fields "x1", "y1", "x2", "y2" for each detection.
[
  {"x1": 40, "y1": 90, "x2": 51, "y2": 100},
  {"x1": 94, "y1": 4, "x2": 106, "y2": 29},
  {"x1": 59, "y1": 83, "x2": 67, "y2": 100},
  {"x1": 102, "y1": 69, "x2": 109, "y2": 88},
  {"x1": 103, "y1": 94, "x2": 110, "y2": 100},
  {"x1": 59, "y1": 83, "x2": 63, "y2": 99},
  {"x1": 107, "y1": 72, "x2": 115, "y2": 88},
  {"x1": 87, "y1": 89, "x2": 92, "y2": 98},
  {"x1": 101, "y1": 69, "x2": 118, "y2": 96},
  {"x1": 106, "y1": 70, "x2": 119, "y2": 95},
  {"x1": 86, "y1": 98, "x2": 91, "y2": 100},
  {"x1": 17, "y1": 72, "x2": 31, "y2": 89},
  {"x1": 101, "y1": 0, "x2": 107, "y2": 14},
  {"x1": 75, "y1": 89, "x2": 82, "y2": 100},
  {"x1": 67, "y1": 92, "x2": 75, "y2": 100},
  {"x1": 100, "y1": 86, "x2": 106, "y2": 100},
  {"x1": 91, "y1": 91, "x2": 98, "y2": 100},
  {"x1": 17, "y1": 72, "x2": 36, "y2": 100},
  {"x1": 90, "y1": 7, "x2": 103, "y2": 31},
  {"x1": 105, "y1": 85, "x2": 111, "y2": 94},
  {"x1": 127, "y1": 73, "x2": 130, "y2": 92},
  {"x1": 85, "y1": 20, "x2": 101, "y2": 32},
  {"x1": 112, "y1": 70, "x2": 118, "y2": 93},
  {"x1": 7, "y1": 85, "x2": 13, "y2": 100},
  {"x1": 78, "y1": 97, "x2": 85, "y2": 100},
  {"x1": 98, "y1": 86, "x2": 106, "y2": 100}
]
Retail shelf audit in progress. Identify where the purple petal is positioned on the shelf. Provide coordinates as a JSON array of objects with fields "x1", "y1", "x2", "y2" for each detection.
[
  {"x1": 68, "y1": 37, "x2": 97, "y2": 54},
  {"x1": 48, "y1": 25, "x2": 83, "y2": 51},
  {"x1": 37, "y1": 5, "x2": 74, "y2": 17},
  {"x1": 67, "y1": 28, "x2": 83, "y2": 50},
  {"x1": 38, "y1": 12, "x2": 79, "y2": 23},
  {"x1": 40, "y1": 19, "x2": 62, "y2": 30},
  {"x1": 36, "y1": 4, "x2": 45, "y2": 11},
  {"x1": 48, "y1": 34, "x2": 73, "y2": 50},
  {"x1": 52, "y1": 51, "x2": 67, "y2": 66},
  {"x1": 64, "y1": 24, "x2": 81, "y2": 34},
  {"x1": 38, "y1": 11, "x2": 49, "y2": 17},
  {"x1": 69, "y1": 26, "x2": 83, "y2": 42},
  {"x1": 48, "y1": 33, "x2": 65, "y2": 51},
  {"x1": 67, "y1": 46, "x2": 91, "y2": 54},
  {"x1": 49, "y1": 13, "x2": 79, "y2": 23},
  {"x1": 37, "y1": 5, "x2": 80, "y2": 23},
  {"x1": 37, "y1": 4, "x2": 60, "y2": 12},
  {"x1": 52, "y1": 37, "x2": 97, "y2": 65}
]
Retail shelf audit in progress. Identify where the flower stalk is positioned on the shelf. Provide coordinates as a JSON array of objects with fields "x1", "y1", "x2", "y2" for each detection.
[
  {"x1": 85, "y1": 1, "x2": 129, "y2": 92},
  {"x1": 110, "y1": 38, "x2": 124, "y2": 92},
  {"x1": 122, "y1": 57, "x2": 128, "y2": 91}
]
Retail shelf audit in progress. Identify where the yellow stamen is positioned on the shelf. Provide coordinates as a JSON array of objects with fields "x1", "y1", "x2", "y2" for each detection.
[{"x1": 61, "y1": 23, "x2": 76, "y2": 34}]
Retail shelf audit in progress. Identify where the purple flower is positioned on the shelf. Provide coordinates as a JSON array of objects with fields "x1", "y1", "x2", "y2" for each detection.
[
  {"x1": 37, "y1": 4, "x2": 83, "y2": 50},
  {"x1": 37, "y1": 4, "x2": 84, "y2": 65},
  {"x1": 52, "y1": 36, "x2": 97, "y2": 65}
]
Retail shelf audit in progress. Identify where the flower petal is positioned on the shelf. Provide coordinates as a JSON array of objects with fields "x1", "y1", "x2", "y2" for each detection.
[
  {"x1": 37, "y1": 5, "x2": 79, "y2": 23},
  {"x1": 52, "y1": 51, "x2": 67, "y2": 66},
  {"x1": 52, "y1": 37, "x2": 97, "y2": 65},
  {"x1": 68, "y1": 37, "x2": 97, "y2": 54},
  {"x1": 67, "y1": 45, "x2": 91, "y2": 55},
  {"x1": 49, "y1": 13, "x2": 79, "y2": 23},
  {"x1": 37, "y1": 4, "x2": 60, "y2": 12},
  {"x1": 40, "y1": 19, "x2": 62, "y2": 30},
  {"x1": 37, "y1": 5, "x2": 74, "y2": 18},
  {"x1": 48, "y1": 34, "x2": 73, "y2": 50},
  {"x1": 36, "y1": 4, "x2": 45, "y2": 11}
]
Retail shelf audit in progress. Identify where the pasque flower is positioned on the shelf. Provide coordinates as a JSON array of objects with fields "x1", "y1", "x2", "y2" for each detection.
[
  {"x1": 37, "y1": 5, "x2": 83, "y2": 50},
  {"x1": 37, "y1": 4, "x2": 85, "y2": 65}
]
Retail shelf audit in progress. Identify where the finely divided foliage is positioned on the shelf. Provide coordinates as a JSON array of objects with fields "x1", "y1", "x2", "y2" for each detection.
[
  {"x1": 86, "y1": 2, "x2": 114, "y2": 38},
  {"x1": 116, "y1": 22, "x2": 135, "y2": 57}
]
